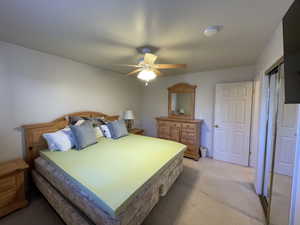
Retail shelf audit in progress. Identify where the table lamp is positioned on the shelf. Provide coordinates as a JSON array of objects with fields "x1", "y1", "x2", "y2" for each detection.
[{"x1": 123, "y1": 110, "x2": 135, "y2": 130}]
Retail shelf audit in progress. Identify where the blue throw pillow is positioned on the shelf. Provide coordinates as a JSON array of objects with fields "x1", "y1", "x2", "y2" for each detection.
[
  {"x1": 70, "y1": 121, "x2": 97, "y2": 150},
  {"x1": 107, "y1": 120, "x2": 128, "y2": 139}
]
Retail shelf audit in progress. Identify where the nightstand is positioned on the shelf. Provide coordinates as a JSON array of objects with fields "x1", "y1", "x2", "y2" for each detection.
[
  {"x1": 129, "y1": 128, "x2": 145, "y2": 135},
  {"x1": 0, "y1": 159, "x2": 29, "y2": 217}
]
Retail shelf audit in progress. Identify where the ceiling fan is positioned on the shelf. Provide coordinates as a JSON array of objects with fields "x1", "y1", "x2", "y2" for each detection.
[{"x1": 118, "y1": 46, "x2": 187, "y2": 85}]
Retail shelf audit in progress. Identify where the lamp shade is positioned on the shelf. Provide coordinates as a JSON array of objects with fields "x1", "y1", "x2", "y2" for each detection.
[{"x1": 123, "y1": 110, "x2": 135, "y2": 120}]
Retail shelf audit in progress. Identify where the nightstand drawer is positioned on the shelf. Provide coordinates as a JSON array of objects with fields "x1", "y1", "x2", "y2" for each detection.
[
  {"x1": 0, "y1": 189, "x2": 17, "y2": 208},
  {"x1": 0, "y1": 176, "x2": 16, "y2": 192},
  {"x1": 0, "y1": 159, "x2": 28, "y2": 217}
]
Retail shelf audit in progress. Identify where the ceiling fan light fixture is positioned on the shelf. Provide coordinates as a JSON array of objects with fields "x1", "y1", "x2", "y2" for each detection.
[{"x1": 137, "y1": 69, "x2": 157, "y2": 82}]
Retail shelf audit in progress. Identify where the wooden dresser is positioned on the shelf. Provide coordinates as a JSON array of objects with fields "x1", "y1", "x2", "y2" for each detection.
[
  {"x1": 0, "y1": 159, "x2": 28, "y2": 217},
  {"x1": 156, "y1": 117, "x2": 202, "y2": 160}
]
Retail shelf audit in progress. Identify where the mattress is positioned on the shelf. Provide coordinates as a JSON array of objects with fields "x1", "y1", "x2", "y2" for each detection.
[{"x1": 35, "y1": 134, "x2": 185, "y2": 224}]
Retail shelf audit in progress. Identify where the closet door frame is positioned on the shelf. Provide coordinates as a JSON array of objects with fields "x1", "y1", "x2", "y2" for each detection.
[
  {"x1": 257, "y1": 71, "x2": 281, "y2": 220},
  {"x1": 256, "y1": 60, "x2": 300, "y2": 225}
]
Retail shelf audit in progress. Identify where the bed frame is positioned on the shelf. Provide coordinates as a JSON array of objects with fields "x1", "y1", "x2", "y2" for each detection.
[{"x1": 22, "y1": 111, "x2": 184, "y2": 225}]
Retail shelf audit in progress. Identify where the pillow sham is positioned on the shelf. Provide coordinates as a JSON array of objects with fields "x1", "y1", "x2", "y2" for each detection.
[
  {"x1": 61, "y1": 127, "x2": 76, "y2": 147},
  {"x1": 100, "y1": 125, "x2": 112, "y2": 138},
  {"x1": 43, "y1": 130, "x2": 73, "y2": 152},
  {"x1": 107, "y1": 120, "x2": 128, "y2": 139},
  {"x1": 94, "y1": 126, "x2": 104, "y2": 138},
  {"x1": 70, "y1": 121, "x2": 97, "y2": 150}
]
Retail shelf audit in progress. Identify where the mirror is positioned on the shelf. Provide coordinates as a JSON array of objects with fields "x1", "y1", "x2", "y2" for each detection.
[
  {"x1": 260, "y1": 67, "x2": 296, "y2": 225},
  {"x1": 168, "y1": 83, "x2": 196, "y2": 119},
  {"x1": 171, "y1": 93, "x2": 193, "y2": 116},
  {"x1": 268, "y1": 69, "x2": 296, "y2": 225}
]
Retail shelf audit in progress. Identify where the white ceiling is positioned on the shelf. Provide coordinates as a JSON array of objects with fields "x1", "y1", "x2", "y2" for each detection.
[{"x1": 0, "y1": 0, "x2": 294, "y2": 75}]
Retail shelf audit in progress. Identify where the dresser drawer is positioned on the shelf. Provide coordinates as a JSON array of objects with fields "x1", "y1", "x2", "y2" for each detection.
[
  {"x1": 0, "y1": 189, "x2": 17, "y2": 208},
  {"x1": 158, "y1": 126, "x2": 170, "y2": 139},
  {"x1": 182, "y1": 123, "x2": 197, "y2": 131},
  {"x1": 185, "y1": 145, "x2": 198, "y2": 154},
  {"x1": 181, "y1": 131, "x2": 196, "y2": 143},
  {"x1": 0, "y1": 176, "x2": 16, "y2": 192},
  {"x1": 158, "y1": 121, "x2": 170, "y2": 127},
  {"x1": 169, "y1": 122, "x2": 181, "y2": 128},
  {"x1": 181, "y1": 138, "x2": 196, "y2": 145},
  {"x1": 181, "y1": 132, "x2": 196, "y2": 139}
]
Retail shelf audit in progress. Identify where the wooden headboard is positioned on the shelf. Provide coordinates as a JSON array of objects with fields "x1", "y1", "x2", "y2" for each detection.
[{"x1": 22, "y1": 111, "x2": 119, "y2": 167}]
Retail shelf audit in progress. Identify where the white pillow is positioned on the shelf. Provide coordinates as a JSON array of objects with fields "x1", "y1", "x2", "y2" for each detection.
[
  {"x1": 100, "y1": 125, "x2": 112, "y2": 138},
  {"x1": 43, "y1": 130, "x2": 73, "y2": 152},
  {"x1": 94, "y1": 127, "x2": 103, "y2": 138},
  {"x1": 61, "y1": 127, "x2": 76, "y2": 147}
]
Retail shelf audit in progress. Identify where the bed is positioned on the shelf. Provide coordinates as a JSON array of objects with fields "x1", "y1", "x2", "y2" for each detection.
[{"x1": 23, "y1": 111, "x2": 186, "y2": 225}]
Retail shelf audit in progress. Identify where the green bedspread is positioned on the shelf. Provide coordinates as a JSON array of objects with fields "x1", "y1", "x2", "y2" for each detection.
[{"x1": 40, "y1": 134, "x2": 185, "y2": 216}]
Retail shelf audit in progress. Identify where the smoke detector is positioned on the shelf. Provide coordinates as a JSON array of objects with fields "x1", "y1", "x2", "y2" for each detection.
[{"x1": 204, "y1": 25, "x2": 223, "y2": 37}]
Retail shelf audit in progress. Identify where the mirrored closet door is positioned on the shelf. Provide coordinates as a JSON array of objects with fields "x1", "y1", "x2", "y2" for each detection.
[{"x1": 261, "y1": 65, "x2": 298, "y2": 225}]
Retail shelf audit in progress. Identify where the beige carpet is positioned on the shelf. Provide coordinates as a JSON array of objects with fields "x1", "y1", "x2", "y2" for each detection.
[{"x1": 0, "y1": 158, "x2": 265, "y2": 225}]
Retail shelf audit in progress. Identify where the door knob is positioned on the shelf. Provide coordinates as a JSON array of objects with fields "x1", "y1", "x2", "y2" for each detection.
[{"x1": 213, "y1": 125, "x2": 219, "y2": 128}]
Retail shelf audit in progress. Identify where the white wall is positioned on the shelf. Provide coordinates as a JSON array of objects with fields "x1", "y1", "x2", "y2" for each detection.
[
  {"x1": 0, "y1": 41, "x2": 142, "y2": 163},
  {"x1": 256, "y1": 23, "x2": 284, "y2": 75},
  {"x1": 140, "y1": 66, "x2": 255, "y2": 157}
]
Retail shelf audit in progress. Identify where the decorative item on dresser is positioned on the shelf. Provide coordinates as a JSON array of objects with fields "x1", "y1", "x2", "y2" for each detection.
[
  {"x1": 123, "y1": 110, "x2": 135, "y2": 130},
  {"x1": 0, "y1": 159, "x2": 29, "y2": 217},
  {"x1": 129, "y1": 128, "x2": 145, "y2": 135},
  {"x1": 157, "y1": 82, "x2": 203, "y2": 160}
]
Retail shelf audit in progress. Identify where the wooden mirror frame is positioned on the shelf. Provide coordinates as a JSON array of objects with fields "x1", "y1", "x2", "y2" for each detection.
[{"x1": 168, "y1": 83, "x2": 196, "y2": 120}]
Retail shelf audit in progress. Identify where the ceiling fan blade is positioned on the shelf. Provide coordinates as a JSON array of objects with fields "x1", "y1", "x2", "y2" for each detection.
[
  {"x1": 153, "y1": 68, "x2": 162, "y2": 76},
  {"x1": 144, "y1": 53, "x2": 158, "y2": 65},
  {"x1": 115, "y1": 64, "x2": 143, "y2": 68},
  {"x1": 127, "y1": 68, "x2": 142, "y2": 76},
  {"x1": 154, "y1": 64, "x2": 187, "y2": 69}
]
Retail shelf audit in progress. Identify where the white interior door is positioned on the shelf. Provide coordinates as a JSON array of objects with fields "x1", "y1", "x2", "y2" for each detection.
[
  {"x1": 274, "y1": 75, "x2": 298, "y2": 176},
  {"x1": 213, "y1": 82, "x2": 253, "y2": 166}
]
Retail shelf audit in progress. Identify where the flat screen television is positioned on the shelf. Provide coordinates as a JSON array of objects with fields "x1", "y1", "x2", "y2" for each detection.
[{"x1": 283, "y1": 0, "x2": 300, "y2": 104}]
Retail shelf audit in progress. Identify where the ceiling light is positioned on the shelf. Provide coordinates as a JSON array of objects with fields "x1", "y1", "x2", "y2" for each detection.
[
  {"x1": 137, "y1": 69, "x2": 157, "y2": 82},
  {"x1": 204, "y1": 25, "x2": 223, "y2": 37}
]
